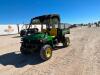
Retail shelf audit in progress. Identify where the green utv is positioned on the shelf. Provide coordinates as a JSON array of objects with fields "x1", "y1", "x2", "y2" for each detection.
[{"x1": 20, "y1": 14, "x2": 70, "y2": 60}]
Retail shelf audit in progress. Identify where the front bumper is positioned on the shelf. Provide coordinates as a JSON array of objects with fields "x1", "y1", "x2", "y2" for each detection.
[{"x1": 21, "y1": 41, "x2": 42, "y2": 52}]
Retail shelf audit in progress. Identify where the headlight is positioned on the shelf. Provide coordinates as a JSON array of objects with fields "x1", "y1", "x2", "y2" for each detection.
[
  {"x1": 39, "y1": 39, "x2": 43, "y2": 42},
  {"x1": 39, "y1": 39, "x2": 46, "y2": 43}
]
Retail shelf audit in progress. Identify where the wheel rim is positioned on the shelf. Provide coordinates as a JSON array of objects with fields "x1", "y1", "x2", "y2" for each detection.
[{"x1": 45, "y1": 48, "x2": 52, "y2": 58}]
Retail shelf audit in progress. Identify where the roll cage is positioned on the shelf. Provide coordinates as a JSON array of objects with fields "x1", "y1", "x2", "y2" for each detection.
[{"x1": 29, "y1": 14, "x2": 61, "y2": 30}]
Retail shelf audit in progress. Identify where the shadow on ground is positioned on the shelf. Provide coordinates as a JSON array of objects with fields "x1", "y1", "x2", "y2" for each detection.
[
  {"x1": 54, "y1": 46, "x2": 64, "y2": 50},
  {"x1": 0, "y1": 46, "x2": 65, "y2": 68},
  {"x1": 0, "y1": 52, "x2": 44, "y2": 68}
]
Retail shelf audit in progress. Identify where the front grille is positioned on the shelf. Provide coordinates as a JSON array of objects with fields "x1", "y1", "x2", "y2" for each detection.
[{"x1": 22, "y1": 39, "x2": 41, "y2": 48}]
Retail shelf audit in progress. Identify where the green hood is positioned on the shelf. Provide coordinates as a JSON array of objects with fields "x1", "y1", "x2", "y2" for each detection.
[{"x1": 23, "y1": 32, "x2": 53, "y2": 41}]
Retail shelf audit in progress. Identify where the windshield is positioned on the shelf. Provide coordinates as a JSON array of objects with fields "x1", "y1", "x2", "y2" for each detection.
[
  {"x1": 30, "y1": 18, "x2": 46, "y2": 31},
  {"x1": 30, "y1": 17, "x2": 59, "y2": 31}
]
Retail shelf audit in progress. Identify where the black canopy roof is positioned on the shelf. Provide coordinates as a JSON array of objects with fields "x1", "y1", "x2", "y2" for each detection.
[{"x1": 31, "y1": 14, "x2": 60, "y2": 22}]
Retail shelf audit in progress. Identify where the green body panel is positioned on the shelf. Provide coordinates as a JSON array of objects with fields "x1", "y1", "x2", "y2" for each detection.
[{"x1": 23, "y1": 32, "x2": 53, "y2": 42}]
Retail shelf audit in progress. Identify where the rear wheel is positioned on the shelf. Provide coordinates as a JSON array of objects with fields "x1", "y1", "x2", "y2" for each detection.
[
  {"x1": 63, "y1": 37, "x2": 70, "y2": 47},
  {"x1": 40, "y1": 45, "x2": 52, "y2": 60}
]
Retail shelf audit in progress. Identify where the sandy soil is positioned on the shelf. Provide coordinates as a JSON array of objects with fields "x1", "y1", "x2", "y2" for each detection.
[{"x1": 0, "y1": 27, "x2": 100, "y2": 75}]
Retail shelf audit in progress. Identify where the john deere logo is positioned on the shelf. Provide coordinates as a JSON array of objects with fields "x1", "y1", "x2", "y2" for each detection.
[{"x1": 4, "y1": 25, "x2": 14, "y2": 32}]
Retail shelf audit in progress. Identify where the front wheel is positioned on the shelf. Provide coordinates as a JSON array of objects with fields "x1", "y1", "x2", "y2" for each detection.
[
  {"x1": 20, "y1": 46, "x2": 30, "y2": 55},
  {"x1": 63, "y1": 37, "x2": 70, "y2": 47},
  {"x1": 40, "y1": 45, "x2": 52, "y2": 60}
]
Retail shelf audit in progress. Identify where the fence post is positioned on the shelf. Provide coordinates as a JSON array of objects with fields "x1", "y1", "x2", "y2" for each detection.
[{"x1": 17, "y1": 24, "x2": 19, "y2": 34}]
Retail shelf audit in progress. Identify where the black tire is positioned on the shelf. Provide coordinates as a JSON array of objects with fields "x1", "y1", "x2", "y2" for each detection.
[
  {"x1": 20, "y1": 33, "x2": 24, "y2": 37},
  {"x1": 20, "y1": 31, "x2": 25, "y2": 37},
  {"x1": 63, "y1": 37, "x2": 70, "y2": 47},
  {"x1": 40, "y1": 45, "x2": 52, "y2": 60},
  {"x1": 20, "y1": 30, "x2": 27, "y2": 37},
  {"x1": 20, "y1": 46, "x2": 30, "y2": 55}
]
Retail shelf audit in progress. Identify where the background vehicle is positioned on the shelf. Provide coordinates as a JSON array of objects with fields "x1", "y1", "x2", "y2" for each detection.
[
  {"x1": 68, "y1": 24, "x2": 77, "y2": 29},
  {"x1": 20, "y1": 14, "x2": 70, "y2": 60}
]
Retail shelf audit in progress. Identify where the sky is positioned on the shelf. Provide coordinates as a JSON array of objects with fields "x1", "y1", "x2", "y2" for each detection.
[{"x1": 0, "y1": 0, "x2": 100, "y2": 24}]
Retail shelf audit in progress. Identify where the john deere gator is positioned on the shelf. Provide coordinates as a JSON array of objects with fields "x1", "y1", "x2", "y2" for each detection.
[{"x1": 20, "y1": 14, "x2": 70, "y2": 60}]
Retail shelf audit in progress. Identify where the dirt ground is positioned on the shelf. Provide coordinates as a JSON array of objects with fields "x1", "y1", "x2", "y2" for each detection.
[{"x1": 0, "y1": 27, "x2": 100, "y2": 75}]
